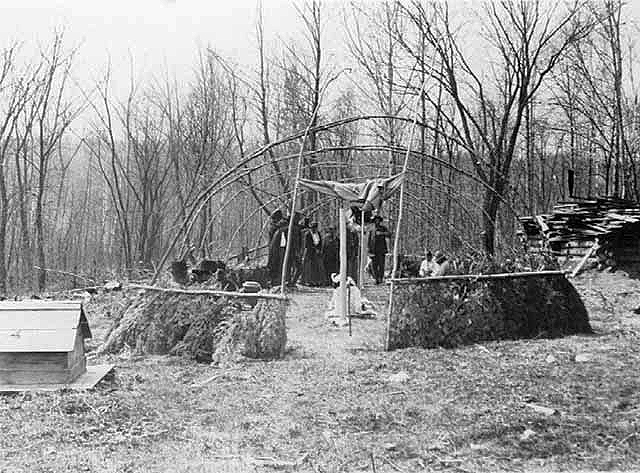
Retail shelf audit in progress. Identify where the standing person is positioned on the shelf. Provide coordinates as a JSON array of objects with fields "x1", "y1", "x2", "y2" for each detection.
[
  {"x1": 432, "y1": 251, "x2": 451, "y2": 276},
  {"x1": 268, "y1": 216, "x2": 289, "y2": 286},
  {"x1": 322, "y1": 226, "x2": 338, "y2": 285},
  {"x1": 268, "y1": 209, "x2": 284, "y2": 242},
  {"x1": 346, "y1": 223, "x2": 360, "y2": 284},
  {"x1": 289, "y1": 213, "x2": 306, "y2": 286},
  {"x1": 368, "y1": 216, "x2": 391, "y2": 284},
  {"x1": 302, "y1": 222, "x2": 326, "y2": 286}
]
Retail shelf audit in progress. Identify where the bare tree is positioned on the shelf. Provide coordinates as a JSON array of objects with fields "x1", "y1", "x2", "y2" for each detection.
[
  {"x1": 394, "y1": 0, "x2": 591, "y2": 255},
  {"x1": 255, "y1": 1, "x2": 289, "y2": 200},
  {"x1": 32, "y1": 32, "x2": 82, "y2": 290}
]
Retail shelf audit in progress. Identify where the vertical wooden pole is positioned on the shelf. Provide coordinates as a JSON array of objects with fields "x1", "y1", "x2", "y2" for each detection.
[
  {"x1": 339, "y1": 207, "x2": 348, "y2": 318},
  {"x1": 385, "y1": 73, "x2": 426, "y2": 350},
  {"x1": 348, "y1": 285, "x2": 352, "y2": 336},
  {"x1": 359, "y1": 219, "x2": 366, "y2": 289},
  {"x1": 281, "y1": 111, "x2": 324, "y2": 295}
]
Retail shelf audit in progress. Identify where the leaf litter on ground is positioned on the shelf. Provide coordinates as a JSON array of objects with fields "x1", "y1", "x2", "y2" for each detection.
[{"x1": 0, "y1": 273, "x2": 639, "y2": 472}]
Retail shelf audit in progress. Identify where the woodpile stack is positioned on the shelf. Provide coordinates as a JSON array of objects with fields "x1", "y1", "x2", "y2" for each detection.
[
  {"x1": 387, "y1": 273, "x2": 592, "y2": 351},
  {"x1": 519, "y1": 197, "x2": 640, "y2": 261}
]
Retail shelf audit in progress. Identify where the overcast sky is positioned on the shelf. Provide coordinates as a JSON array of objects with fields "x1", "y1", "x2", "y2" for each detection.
[
  {"x1": 2, "y1": 1, "x2": 640, "y2": 98},
  {"x1": 0, "y1": 0, "x2": 313, "y2": 93}
]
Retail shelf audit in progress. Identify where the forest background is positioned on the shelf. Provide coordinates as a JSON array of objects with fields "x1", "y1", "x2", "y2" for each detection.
[{"x1": 0, "y1": 0, "x2": 637, "y2": 293}]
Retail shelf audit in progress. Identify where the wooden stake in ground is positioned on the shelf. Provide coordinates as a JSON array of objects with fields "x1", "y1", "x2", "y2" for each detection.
[
  {"x1": 339, "y1": 207, "x2": 348, "y2": 318},
  {"x1": 359, "y1": 219, "x2": 366, "y2": 289},
  {"x1": 348, "y1": 284, "x2": 352, "y2": 337},
  {"x1": 280, "y1": 71, "x2": 348, "y2": 295},
  {"x1": 280, "y1": 114, "x2": 320, "y2": 294},
  {"x1": 385, "y1": 73, "x2": 425, "y2": 351}
]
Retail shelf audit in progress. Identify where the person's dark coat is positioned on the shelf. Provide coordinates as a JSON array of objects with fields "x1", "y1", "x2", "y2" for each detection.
[
  {"x1": 368, "y1": 220, "x2": 391, "y2": 284},
  {"x1": 346, "y1": 227, "x2": 360, "y2": 284},
  {"x1": 268, "y1": 219, "x2": 289, "y2": 285},
  {"x1": 322, "y1": 231, "x2": 338, "y2": 283},
  {"x1": 302, "y1": 229, "x2": 325, "y2": 286}
]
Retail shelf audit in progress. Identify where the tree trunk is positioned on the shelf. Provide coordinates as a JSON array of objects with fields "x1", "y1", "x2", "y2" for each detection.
[
  {"x1": 0, "y1": 172, "x2": 8, "y2": 294},
  {"x1": 481, "y1": 191, "x2": 500, "y2": 256},
  {"x1": 35, "y1": 185, "x2": 46, "y2": 292}
]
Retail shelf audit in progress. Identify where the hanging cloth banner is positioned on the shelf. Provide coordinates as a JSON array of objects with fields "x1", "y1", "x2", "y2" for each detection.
[{"x1": 299, "y1": 173, "x2": 404, "y2": 213}]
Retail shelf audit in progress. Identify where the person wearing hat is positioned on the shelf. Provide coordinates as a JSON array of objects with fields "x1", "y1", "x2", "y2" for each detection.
[
  {"x1": 322, "y1": 225, "x2": 339, "y2": 285},
  {"x1": 268, "y1": 209, "x2": 285, "y2": 242},
  {"x1": 432, "y1": 250, "x2": 450, "y2": 277},
  {"x1": 268, "y1": 213, "x2": 289, "y2": 285},
  {"x1": 289, "y1": 212, "x2": 306, "y2": 285},
  {"x1": 368, "y1": 215, "x2": 391, "y2": 284},
  {"x1": 302, "y1": 221, "x2": 326, "y2": 286}
]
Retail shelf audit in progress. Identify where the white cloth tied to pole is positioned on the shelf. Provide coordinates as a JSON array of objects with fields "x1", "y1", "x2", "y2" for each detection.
[
  {"x1": 326, "y1": 275, "x2": 376, "y2": 326},
  {"x1": 299, "y1": 173, "x2": 404, "y2": 212}
]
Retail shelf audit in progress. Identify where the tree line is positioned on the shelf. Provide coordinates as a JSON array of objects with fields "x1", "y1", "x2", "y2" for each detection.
[{"x1": 0, "y1": 0, "x2": 636, "y2": 293}]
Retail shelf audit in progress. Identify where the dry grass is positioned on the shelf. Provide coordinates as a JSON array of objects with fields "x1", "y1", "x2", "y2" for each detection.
[{"x1": 0, "y1": 273, "x2": 639, "y2": 472}]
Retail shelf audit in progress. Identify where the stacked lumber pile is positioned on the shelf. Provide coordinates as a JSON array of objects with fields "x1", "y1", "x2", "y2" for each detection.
[
  {"x1": 518, "y1": 197, "x2": 640, "y2": 258},
  {"x1": 387, "y1": 273, "x2": 592, "y2": 350}
]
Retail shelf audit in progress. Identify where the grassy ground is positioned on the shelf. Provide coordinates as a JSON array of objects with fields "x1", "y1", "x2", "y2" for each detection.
[{"x1": 0, "y1": 272, "x2": 639, "y2": 472}]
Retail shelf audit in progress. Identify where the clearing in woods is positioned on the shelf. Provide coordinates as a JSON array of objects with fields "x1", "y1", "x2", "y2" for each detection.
[
  {"x1": 287, "y1": 285, "x2": 388, "y2": 358},
  {"x1": 0, "y1": 273, "x2": 639, "y2": 472}
]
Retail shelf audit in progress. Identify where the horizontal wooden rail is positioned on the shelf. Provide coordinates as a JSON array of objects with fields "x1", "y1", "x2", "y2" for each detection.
[
  {"x1": 389, "y1": 270, "x2": 566, "y2": 283},
  {"x1": 128, "y1": 284, "x2": 288, "y2": 300}
]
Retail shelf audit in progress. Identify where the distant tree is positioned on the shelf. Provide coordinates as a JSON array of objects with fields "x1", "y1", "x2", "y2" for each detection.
[{"x1": 394, "y1": 0, "x2": 591, "y2": 255}]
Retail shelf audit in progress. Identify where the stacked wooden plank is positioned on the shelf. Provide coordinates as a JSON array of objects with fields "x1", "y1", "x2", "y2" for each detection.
[{"x1": 518, "y1": 197, "x2": 640, "y2": 259}]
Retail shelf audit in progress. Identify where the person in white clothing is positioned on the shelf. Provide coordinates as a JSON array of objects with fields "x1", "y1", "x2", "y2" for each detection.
[
  {"x1": 432, "y1": 251, "x2": 451, "y2": 277},
  {"x1": 419, "y1": 250, "x2": 436, "y2": 277}
]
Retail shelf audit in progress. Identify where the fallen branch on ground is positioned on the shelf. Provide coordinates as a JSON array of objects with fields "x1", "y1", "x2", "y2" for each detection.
[
  {"x1": 128, "y1": 284, "x2": 287, "y2": 300},
  {"x1": 34, "y1": 266, "x2": 97, "y2": 284}
]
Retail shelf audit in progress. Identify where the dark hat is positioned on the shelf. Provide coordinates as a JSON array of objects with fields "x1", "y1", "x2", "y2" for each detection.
[
  {"x1": 373, "y1": 215, "x2": 383, "y2": 222},
  {"x1": 271, "y1": 209, "x2": 283, "y2": 220}
]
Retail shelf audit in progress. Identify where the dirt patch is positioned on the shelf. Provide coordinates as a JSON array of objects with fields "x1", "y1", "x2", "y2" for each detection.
[{"x1": 285, "y1": 285, "x2": 387, "y2": 359}]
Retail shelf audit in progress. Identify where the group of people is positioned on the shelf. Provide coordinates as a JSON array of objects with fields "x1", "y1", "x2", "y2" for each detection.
[
  {"x1": 266, "y1": 209, "x2": 394, "y2": 287},
  {"x1": 267, "y1": 207, "x2": 452, "y2": 287},
  {"x1": 267, "y1": 210, "x2": 338, "y2": 287},
  {"x1": 418, "y1": 250, "x2": 450, "y2": 277}
]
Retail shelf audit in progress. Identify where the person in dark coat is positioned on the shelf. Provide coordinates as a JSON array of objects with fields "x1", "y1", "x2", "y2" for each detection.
[
  {"x1": 268, "y1": 209, "x2": 284, "y2": 243},
  {"x1": 322, "y1": 225, "x2": 338, "y2": 285},
  {"x1": 290, "y1": 213, "x2": 307, "y2": 285},
  {"x1": 268, "y1": 216, "x2": 289, "y2": 285},
  {"x1": 302, "y1": 222, "x2": 326, "y2": 286},
  {"x1": 368, "y1": 216, "x2": 391, "y2": 284},
  {"x1": 346, "y1": 224, "x2": 360, "y2": 284}
]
